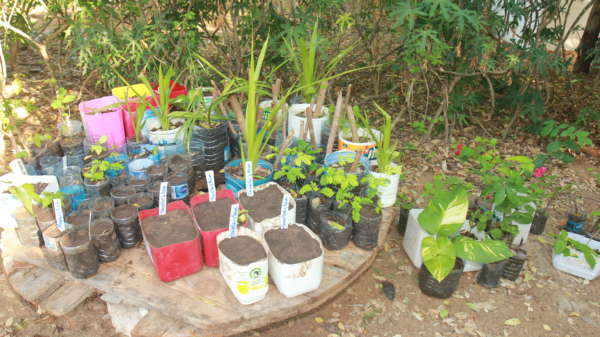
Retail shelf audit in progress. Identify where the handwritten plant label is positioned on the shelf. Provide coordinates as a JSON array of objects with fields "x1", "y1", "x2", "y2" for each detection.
[
  {"x1": 159, "y1": 182, "x2": 168, "y2": 215},
  {"x1": 205, "y1": 170, "x2": 216, "y2": 202},
  {"x1": 280, "y1": 194, "x2": 290, "y2": 229},
  {"x1": 229, "y1": 204, "x2": 239, "y2": 238},
  {"x1": 245, "y1": 161, "x2": 254, "y2": 197},
  {"x1": 62, "y1": 156, "x2": 68, "y2": 171},
  {"x1": 53, "y1": 199, "x2": 66, "y2": 232}
]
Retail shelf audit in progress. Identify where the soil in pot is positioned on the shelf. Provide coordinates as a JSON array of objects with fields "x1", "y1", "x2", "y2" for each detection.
[
  {"x1": 91, "y1": 218, "x2": 121, "y2": 262},
  {"x1": 477, "y1": 260, "x2": 508, "y2": 288},
  {"x1": 147, "y1": 164, "x2": 167, "y2": 182},
  {"x1": 192, "y1": 197, "x2": 234, "y2": 231},
  {"x1": 110, "y1": 185, "x2": 136, "y2": 206},
  {"x1": 60, "y1": 229, "x2": 99, "y2": 279},
  {"x1": 91, "y1": 197, "x2": 114, "y2": 219},
  {"x1": 530, "y1": 211, "x2": 548, "y2": 235},
  {"x1": 225, "y1": 164, "x2": 271, "y2": 181},
  {"x1": 418, "y1": 258, "x2": 464, "y2": 299},
  {"x1": 127, "y1": 177, "x2": 148, "y2": 193},
  {"x1": 111, "y1": 204, "x2": 141, "y2": 248},
  {"x1": 196, "y1": 172, "x2": 226, "y2": 192},
  {"x1": 239, "y1": 184, "x2": 292, "y2": 223},
  {"x1": 142, "y1": 209, "x2": 197, "y2": 247},
  {"x1": 219, "y1": 236, "x2": 267, "y2": 265},
  {"x1": 265, "y1": 225, "x2": 322, "y2": 264},
  {"x1": 129, "y1": 193, "x2": 155, "y2": 210}
]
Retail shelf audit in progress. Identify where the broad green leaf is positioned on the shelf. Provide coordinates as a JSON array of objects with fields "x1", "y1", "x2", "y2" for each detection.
[
  {"x1": 453, "y1": 237, "x2": 513, "y2": 263},
  {"x1": 418, "y1": 188, "x2": 468, "y2": 236},
  {"x1": 421, "y1": 236, "x2": 456, "y2": 282}
]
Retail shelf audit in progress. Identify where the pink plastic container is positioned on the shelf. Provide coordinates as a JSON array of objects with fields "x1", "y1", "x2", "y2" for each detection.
[
  {"x1": 79, "y1": 96, "x2": 126, "y2": 151},
  {"x1": 139, "y1": 200, "x2": 203, "y2": 282},
  {"x1": 121, "y1": 98, "x2": 158, "y2": 139},
  {"x1": 190, "y1": 189, "x2": 244, "y2": 267}
]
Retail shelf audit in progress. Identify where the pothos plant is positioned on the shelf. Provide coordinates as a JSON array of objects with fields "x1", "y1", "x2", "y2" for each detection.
[{"x1": 418, "y1": 184, "x2": 513, "y2": 282}]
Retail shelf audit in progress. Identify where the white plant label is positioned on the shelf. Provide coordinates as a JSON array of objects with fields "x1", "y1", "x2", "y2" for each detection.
[
  {"x1": 159, "y1": 182, "x2": 168, "y2": 215},
  {"x1": 62, "y1": 156, "x2": 68, "y2": 171},
  {"x1": 228, "y1": 204, "x2": 239, "y2": 238},
  {"x1": 244, "y1": 161, "x2": 254, "y2": 197},
  {"x1": 280, "y1": 194, "x2": 290, "y2": 229},
  {"x1": 205, "y1": 170, "x2": 216, "y2": 202},
  {"x1": 53, "y1": 199, "x2": 66, "y2": 232}
]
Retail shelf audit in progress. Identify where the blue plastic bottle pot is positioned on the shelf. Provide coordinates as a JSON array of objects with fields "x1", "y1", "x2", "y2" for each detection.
[{"x1": 224, "y1": 159, "x2": 273, "y2": 194}]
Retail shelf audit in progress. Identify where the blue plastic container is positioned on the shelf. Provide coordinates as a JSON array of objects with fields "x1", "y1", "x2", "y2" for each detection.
[{"x1": 224, "y1": 159, "x2": 273, "y2": 194}]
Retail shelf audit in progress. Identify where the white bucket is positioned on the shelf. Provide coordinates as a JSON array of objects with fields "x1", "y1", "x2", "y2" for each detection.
[
  {"x1": 338, "y1": 128, "x2": 380, "y2": 163},
  {"x1": 239, "y1": 182, "x2": 296, "y2": 235},
  {"x1": 369, "y1": 165, "x2": 401, "y2": 208},
  {"x1": 552, "y1": 232, "x2": 600, "y2": 280},
  {"x1": 263, "y1": 223, "x2": 324, "y2": 297},
  {"x1": 146, "y1": 118, "x2": 184, "y2": 146},
  {"x1": 287, "y1": 103, "x2": 329, "y2": 146},
  {"x1": 217, "y1": 227, "x2": 269, "y2": 304}
]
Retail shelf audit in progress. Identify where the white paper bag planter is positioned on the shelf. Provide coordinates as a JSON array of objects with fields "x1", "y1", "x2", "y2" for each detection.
[
  {"x1": 239, "y1": 182, "x2": 296, "y2": 235},
  {"x1": 552, "y1": 232, "x2": 600, "y2": 280},
  {"x1": 263, "y1": 224, "x2": 324, "y2": 298},
  {"x1": 403, "y1": 209, "x2": 481, "y2": 272},
  {"x1": 217, "y1": 227, "x2": 269, "y2": 304}
]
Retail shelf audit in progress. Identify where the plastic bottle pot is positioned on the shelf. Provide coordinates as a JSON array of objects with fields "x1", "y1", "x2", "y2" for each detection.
[
  {"x1": 127, "y1": 176, "x2": 149, "y2": 193},
  {"x1": 146, "y1": 163, "x2": 168, "y2": 182},
  {"x1": 338, "y1": 128, "x2": 380, "y2": 164},
  {"x1": 418, "y1": 259, "x2": 464, "y2": 299},
  {"x1": 167, "y1": 173, "x2": 190, "y2": 202},
  {"x1": 14, "y1": 208, "x2": 42, "y2": 247},
  {"x1": 111, "y1": 205, "x2": 142, "y2": 248},
  {"x1": 287, "y1": 103, "x2": 329, "y2": 147},
  {"x1": 168, "y1": 154, "x2": 196, "y2": 190},
  {"x1": 59, "y1": 119, "x2": 84, "y2": 138},
  {"x1": 476, "y1": 260, "x2": 508, "y2": 288},
  {"x1": 397, "y1": 208, "x2": 409, "y2": 236},
  {"x1": 60, "y1": 230, "x2": 100, "y2": 279},
  {"x1": 369, "y1": 166, "x2": 401, "y2": 208},
  {"x1": 147, "y1": 181, "x2": 171, "y2": 205},
  {"x1": 126, "y1": 137, "x2": 148, "y2": 157},
  {"x1": 352, "y1": 205, "x2": 382, "y2": 250},
  {"x1": 42, "y1": 225, "x2": 68, "y2": 271},
  {"x1": 84, "y1": 178, "x2": 111, "y2": 198},
  {"x1": 223, "y1": 159, "x2": 273, "y2": 194},
  {"x1": 294, "y1": 194, "x2": 308, "y2": 225},
  {"x1": 110, "y1": 185, "x2": 136, "y2": 206},
  {"x1": 319, "y1": 211, "x2": 353, "y2": 250},
  {"x1": 91, "y1": 217, "x2": 121, "y2": 263},
  {"x1": 530, "y1": 211, "x2": 548, "y2": 235},
  {"x1": 129, "y1": 192, "x2": 155, "y2": 210},
  {"x1": 60, "y1": 136, "x2": 85, "y2": 156},
  {"x1": 148, "y1": 125, "x2": 183, "y2": 146},
  {"x1": 39, "y1": 155, "x2": 63, "y2": 177},
  {"x1": 78, "y1": 96, "x2": 126, "y2": 152},
  {"x1": 90, "y1": 195, "x2": 115, "y2": 219},
  {"x1": 128, "y1": 158, "x2": 154, "y2": 179},
  {"x1": 502, "y1": 249, "x2": 527, "y2": 281}
]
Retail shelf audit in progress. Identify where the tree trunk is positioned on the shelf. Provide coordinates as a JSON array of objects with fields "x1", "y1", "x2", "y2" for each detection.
[{"x1": 574, "y1": 0, "x2": 600, "y2": 73}]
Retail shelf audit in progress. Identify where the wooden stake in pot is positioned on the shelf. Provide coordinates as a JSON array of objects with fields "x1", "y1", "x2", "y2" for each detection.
[
  {"x1": 326, "y1": 91, "x2": 344, "y2": 155},
  {"x1": 305, "y1": 107, "x2": 317, "y2": 148},
  {"x1": 313, "y1": 81, "x2": 328, "y2": 118},
  {"x1": 345, "y1": 105, "x2": 359, "y2": 142}
]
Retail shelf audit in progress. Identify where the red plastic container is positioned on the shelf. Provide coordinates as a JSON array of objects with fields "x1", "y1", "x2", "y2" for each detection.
[
  {"x1": 190, "y1": 189, "x2": 243, "y2": 267},
  {"x1": 139, "y1": 200, "x2": 203, "y2": 282},
  {"x1": 152, "y1": 80, "x2": 188, "y2": 99}
]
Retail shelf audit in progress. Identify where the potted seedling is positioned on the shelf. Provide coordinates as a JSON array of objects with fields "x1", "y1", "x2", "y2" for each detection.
[
  {"x1": 83, "y1": 138, "x2": 124, "y2": 198},
  {"x1": 360, "y1": 103, "x2": 403, "y2": 207},
  {"x1": 417, "y1": 184, "x2": 512, "y2": 298},
  {"x1": 396, "y1": 192, "x2": 415, "y2": 236},
  {"x1": 552, "y1": 214, "x2": 600, "y2": 280}
]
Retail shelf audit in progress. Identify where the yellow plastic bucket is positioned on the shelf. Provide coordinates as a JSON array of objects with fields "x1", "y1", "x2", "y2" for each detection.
[{"x1": 112, "y1": 84, "x2": 152, "y2": 100}]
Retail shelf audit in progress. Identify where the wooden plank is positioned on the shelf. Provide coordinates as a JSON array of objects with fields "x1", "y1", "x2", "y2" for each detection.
[
  {"x1": 131, "y1": 311, "x2": 172, "y2": 337},
  {"x1": 40, "y1": 281, "x2": 96, "y2": 316},
  {"x1": 8, "y1": 266, "x2": 65, "y2": 303},
  {"x1": 2, "y1": 206, "x2": 397, "y2": 337}
]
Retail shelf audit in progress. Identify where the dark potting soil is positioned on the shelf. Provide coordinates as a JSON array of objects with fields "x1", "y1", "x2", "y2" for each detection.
[
  {"x1": 128, "y1": 178, "x2": 147, "y2": 187},
  {"x1": 265, "y1": 225, "x2": 322, "y2": 264},
  {"x1": 142, "y1": 209, "x2": 197, "y2": 247},
  {"x1": 192, "y1": 198, "x2": 234, "y2": 231},
  {"x1": 61, "y1": 229, "x2": 90, "y2": 247},
  {"x1": 111, "y1": 186, "x2": 135, "y2": 197},
  {"x1": 196, "y1": 172, "x2": 226, "y2": 192},
  {"x1": 112, "y1": 204, "x2": 138, "y2": 220},
  {"x1": 225, "y1": 164, "x2": 270, "y2": 180},
  {"x1": 36, "y1": 207, "x2": 54, "y2": 223},
  {"x1": 66, "y1": 210, "x2": 92, "y2": 229},
  {"x1": 147, "y1": 165, "x2": 165, "y2": 175},
  {"x1": 360, "y1": 204, "x2": 379, "y2": 219},
  {"x1": 239, "y1": 185, "x2": 292, "y2": 223},
  {"x1": 93, "y1": 199, "x2": 113, "y2": 212},
  {"x1": 219, "y1": 236, "x2": 266, "y2": 265},
  {"x1": 129, "y1": 195, "x2": 154, "y2": 208}
]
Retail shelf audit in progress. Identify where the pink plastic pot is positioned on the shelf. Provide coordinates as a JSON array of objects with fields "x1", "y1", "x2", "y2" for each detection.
[
  {"x1": 152, "y1": 81, "x2": 188, "y2": 99},
  {"x1": 79, "y1": 96, "x2": 126, "y2": 151},
  {"x1": 190, "y1": 189, "x2": 244, "y2": 267},
  {"x1": 139, "y1": 200, "x2": 203, "y2": 282}
]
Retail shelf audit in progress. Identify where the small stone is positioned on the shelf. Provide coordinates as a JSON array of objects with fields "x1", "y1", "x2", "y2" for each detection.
[
  {"x1": 543, "y1": 324, "x2": 551, "y2": 331},
  {"x1": 4, "y1": 318, "x2": 14, "y2": 327}
]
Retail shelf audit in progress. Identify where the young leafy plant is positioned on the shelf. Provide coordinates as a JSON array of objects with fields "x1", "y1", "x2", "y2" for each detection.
[
  {"x1": 554, "y1": 230, "x2": 598, "y2": 269},
  {"x1": 418, "y1": 185, "x2": 513, "y2": 282},
  {"x1": 8, "y1": 183, "x2": 65, "y2": 215},
  {"x1": 539, "y1": 120, "x2": 593, "y2": 163},
  {"x1": 360, "y1": 102, "x2": 402, "y2": 175}
]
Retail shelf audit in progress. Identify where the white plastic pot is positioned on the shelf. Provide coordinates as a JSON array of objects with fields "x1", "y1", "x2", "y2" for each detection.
[
  {"x1": 494, "y1": 201, "x2": 536, "y2": 246},
  {"x1": 287, "y1": 103, "x2": 329, "y2": 146},
  {"x1": 239, "y1": 182, "x2": 296, "y2": 235},
  {"x1": 338, "y1": 128, "x2": 380, "y2": 164},
  {"x1": 403, "y1": 209, "x2": 480, "y2": 272},
  {"x1": 369, "y1": 165, "x2": 401, "y2": 208},
  {"x1": 552, "y1": 232, "x2": 600, "y2": 280},
  {"x1": 217, "y1": 227, "x2": 269, "y2": 304},
  {"x1": 263, "y1": 223, "x2": 324, "y2": 298}
]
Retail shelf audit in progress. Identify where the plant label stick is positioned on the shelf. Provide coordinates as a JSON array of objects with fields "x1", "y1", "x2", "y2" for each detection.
[
  {"x1": 245, "y1": 161, "x2": 254, "y2": 197},
  {"x1": 280, "y1": 194, "x2": 290, "y2": 229},
  {"x1": 159, "y1": 182, "x2": 168, "y2": 215},
  {"x1": 205, "y1": 170, "x2": 216, "y2": 202},
  {"x1": 88, "y1": 211, "x2": 92, "y2": 241},
  {"x1": 53, "y1": 199, "x2": 66, "y2": 232},
  {"x1": 62, "y1": 156, "x2": 68, "y2": 171},
  {"x1": 229, "y1": 204, "x2": 239, "y2": 238}
]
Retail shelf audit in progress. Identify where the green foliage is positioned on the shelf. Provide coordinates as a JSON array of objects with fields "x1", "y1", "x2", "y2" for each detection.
[
  {"x1": 88, "y1": 136, "x2": 108, "y2": 156},
  {"x1": 554, "y1": 230, "x2": 598, "y2": 269},
  {"x1": 83, "y1": 159, "x2": 123, "y2": 182},
  {"x1": 135, "y1": 66, "x2": 180, "y2": 131},
  {"x1": 361, "y1": 103, "x2": 402, "y2": 176},
  {"x1": 539, "y1": 120, "x2": 593, "y2": 163},
  {"x1": 419, "y1": 182, "x2": 513, "y2": 282},
  {"x1": 8, "y1": 183, "x2": 65, "y2": 215},
  {"x1": 51, "y1": 87, "x2": 76, "y2": 119}
]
